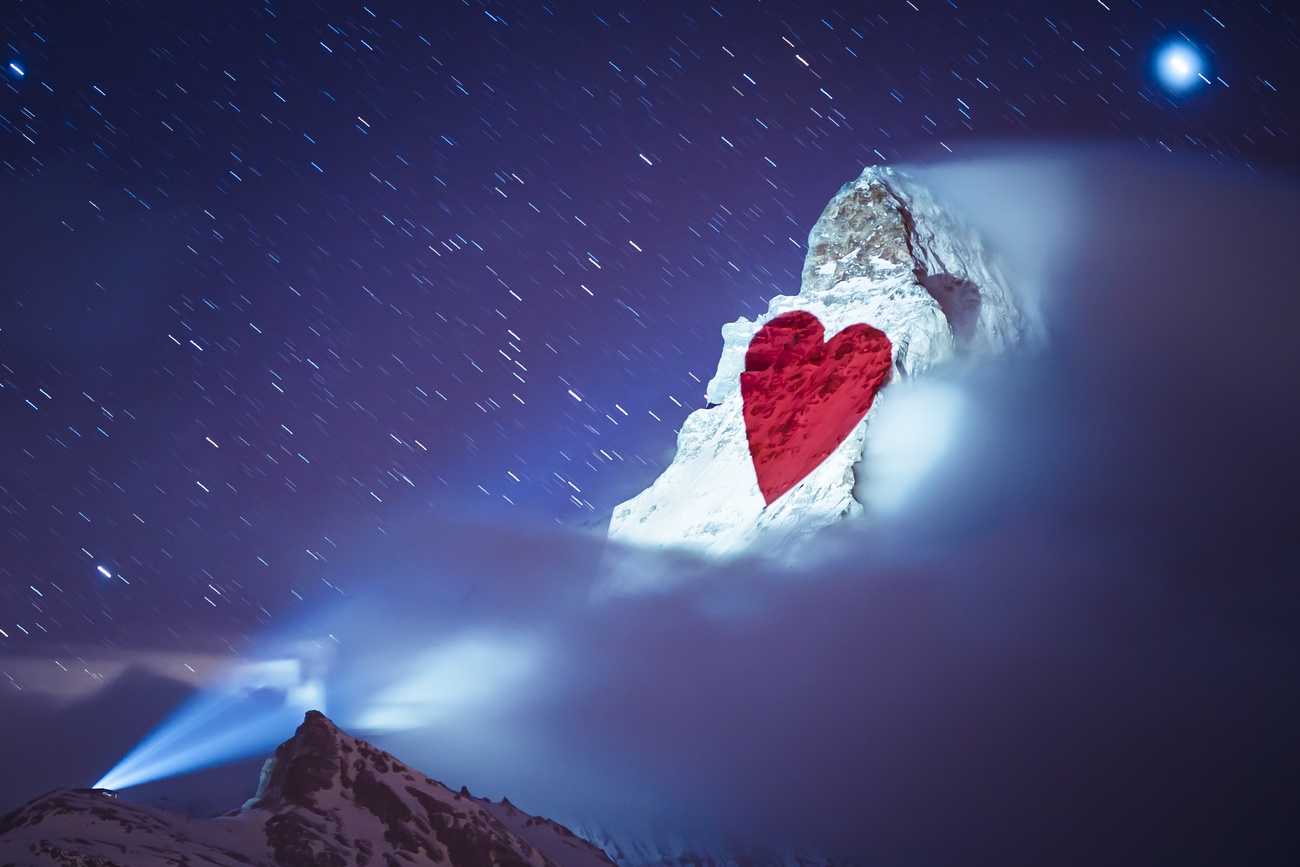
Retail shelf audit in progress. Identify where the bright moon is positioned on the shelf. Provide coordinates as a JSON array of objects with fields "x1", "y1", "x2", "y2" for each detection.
[{"x1": 1155, "y1": 41, "x2": 1206, "y2": 92}]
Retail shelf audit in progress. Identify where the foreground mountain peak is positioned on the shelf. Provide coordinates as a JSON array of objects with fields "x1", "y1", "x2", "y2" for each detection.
[
  {"x1": 0, "y1": 711, "x2": 617, "y2": 867},
  {"x1": 244, "y1": 707, "x2": 386, "y2": 808}
]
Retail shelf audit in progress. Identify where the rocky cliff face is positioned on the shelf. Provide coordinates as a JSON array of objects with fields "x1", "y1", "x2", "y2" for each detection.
[
  {"x1": 0, "y1": 711, "x2": 617, "y2": 867},
  {"x1": 606, "y1": 165, "x2": 1038, "y2": 559}
]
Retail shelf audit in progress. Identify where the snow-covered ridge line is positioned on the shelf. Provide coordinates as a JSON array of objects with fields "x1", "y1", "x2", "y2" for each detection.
[{"x1": 0, "y1": 711, "x2": 617, "y2": 867}]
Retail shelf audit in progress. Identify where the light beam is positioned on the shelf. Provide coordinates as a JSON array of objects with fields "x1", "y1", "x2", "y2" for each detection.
[{"x1": 93, "y1": 657, "x2": 324, "y2": 791}]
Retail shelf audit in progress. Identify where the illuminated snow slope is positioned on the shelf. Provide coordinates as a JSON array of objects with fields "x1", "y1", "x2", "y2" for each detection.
[
  {"x1": 607, "y1": 165, "x2": 1039, "y2": 559},
  {"x1": 572, "y1": 823, "x2": 840, "y2": 867},
  {"x1": 0, "y1": 711, "x2": 616, "y2": 867}
]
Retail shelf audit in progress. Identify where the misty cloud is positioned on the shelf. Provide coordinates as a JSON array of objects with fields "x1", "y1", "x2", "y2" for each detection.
[
  {"x1": 306, "y1": 150, "x2": 1300, "y2": 864},
  {"x1": 8, "y1": 149, "x2": 1298, "y2": 866}
]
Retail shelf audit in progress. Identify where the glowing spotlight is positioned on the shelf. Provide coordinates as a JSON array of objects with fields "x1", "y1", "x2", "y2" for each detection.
[
  {"x1": 93, "y1": 656, "x2": 325, "y2": 791},
  {"x1": 855, "y1": 380, "x2": 964, "y2": 515},
  {"x1": 1154, "y1": 41, "x2": 1207, "y2": 92}
]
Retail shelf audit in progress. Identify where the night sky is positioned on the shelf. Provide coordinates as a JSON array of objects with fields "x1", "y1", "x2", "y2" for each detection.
[{"x1": 3, "y1": 0, "x2": 1300, "y2": 863}]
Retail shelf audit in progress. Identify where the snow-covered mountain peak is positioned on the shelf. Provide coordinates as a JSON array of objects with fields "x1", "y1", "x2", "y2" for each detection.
[
  {"x1": 243, "y1": 707, "x2": 389, "y2": 808},
  {"x1": 608, "y1": 165, "x2": 1039, "y2": 563},
  {"x1": 0, "y1": 711, "x2": 619, "y2": 867}
]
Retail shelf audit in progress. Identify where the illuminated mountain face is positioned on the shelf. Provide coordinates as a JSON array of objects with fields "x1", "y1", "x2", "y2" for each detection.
[
  {"x1": 606, "y1": 166, "x2": 1039, "y2": 562},
  {"x1": 0, "y1": 711, "x2": 617, "y2": 867}
]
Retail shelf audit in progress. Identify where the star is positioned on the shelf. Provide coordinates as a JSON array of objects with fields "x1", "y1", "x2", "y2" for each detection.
[{"x1": 1154, "y1": 40, "x2": 1208, "y2": 93}]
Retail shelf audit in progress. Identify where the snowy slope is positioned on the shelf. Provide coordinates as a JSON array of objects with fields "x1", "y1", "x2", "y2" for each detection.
[
  {"x1": 0, "y1": 711, "x2": 619, "y2": 867},
  {"x1": 572, "y1": 822, "x2": 839, "y2": 867},
  {"x1": 0, "y1": 787, "x2": 271, "y2": 867},
  {"x1": 606, "y1": 165, "x2": 1039, "y2": 560},
  {"x1": 480, "y1": 797, "x2": 621, "y2": 867}
]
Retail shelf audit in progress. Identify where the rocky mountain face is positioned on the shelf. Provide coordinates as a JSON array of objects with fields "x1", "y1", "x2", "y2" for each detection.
[
  {"x1": 0, "y1": 711, "x2": 617, "y2": 867},
  {"x1": 606, "y1": 165, "x2": 1039, "y2": 559}
]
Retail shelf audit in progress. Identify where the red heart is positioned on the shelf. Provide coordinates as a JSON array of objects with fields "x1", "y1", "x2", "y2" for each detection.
[{"x1": 741, "y1": 311, "x2": 893, "y2": 505}]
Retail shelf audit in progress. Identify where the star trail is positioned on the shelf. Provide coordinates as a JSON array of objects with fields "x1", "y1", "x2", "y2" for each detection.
[
  {"x1": 3, "y1": 0, "x2": 1294, "y2": 652},
  {"x1": 1, "y1": 1, "x2": 1299, "y2": 860}
]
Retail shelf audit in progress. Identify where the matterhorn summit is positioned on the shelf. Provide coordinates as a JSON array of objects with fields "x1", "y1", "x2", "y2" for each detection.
[{"x1": 607, "y1": 165, "x2": 1039, "y2": 558}]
